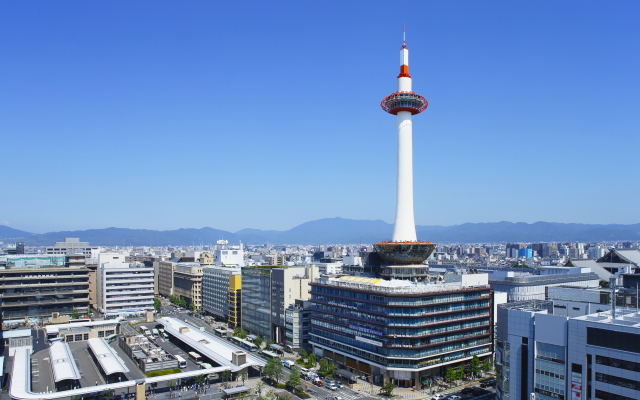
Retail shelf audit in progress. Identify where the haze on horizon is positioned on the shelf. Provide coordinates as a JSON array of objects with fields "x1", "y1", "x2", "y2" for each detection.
[{"x1": 1, "y1": 2, "x2": 639, "y2": 234}]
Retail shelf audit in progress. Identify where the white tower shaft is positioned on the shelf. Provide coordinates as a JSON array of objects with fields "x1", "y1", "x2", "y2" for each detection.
[{"x1": 391, "y1": 45, "x2": 418, "y2": 242}]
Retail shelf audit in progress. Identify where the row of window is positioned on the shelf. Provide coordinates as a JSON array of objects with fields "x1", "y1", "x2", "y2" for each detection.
[
  {"x1": 311, "y1": 286, "x2": 489, "y2": 307},
  {"x1": 595, "y1": 389, "x2": 637, "y2": 400},
  {"x1": 596, "y1": 355, "x2": 640, "y2": 373},
  {"x1": 595, "y1": 372, "x2": 640, "y2": 391}
]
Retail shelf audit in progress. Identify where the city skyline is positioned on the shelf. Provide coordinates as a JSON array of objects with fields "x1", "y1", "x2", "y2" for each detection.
[{"x1": 2, "y1": 2, "x2": 639, "y2": 234}]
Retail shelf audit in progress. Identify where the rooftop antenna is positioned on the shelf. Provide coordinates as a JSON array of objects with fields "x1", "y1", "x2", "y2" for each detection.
[{"x1": 403, "y1": 23, "x2": 406, "y2": 46}]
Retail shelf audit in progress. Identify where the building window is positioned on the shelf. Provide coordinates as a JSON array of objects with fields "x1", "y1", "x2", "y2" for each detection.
[
  {"x1": 98, "y1": 331, "x2": 105, "y2": 338},
  {"x1": 84, "y1": 334, "x2": 89, "y2": 340},
  {"x1": 587, "y1": 327, "x2": 640, "y2": 354}
]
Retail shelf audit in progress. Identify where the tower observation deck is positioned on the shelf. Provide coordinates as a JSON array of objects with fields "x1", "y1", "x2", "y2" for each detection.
[{"x1": 373, "y1": 32, "x2": 435, "y2": 267}]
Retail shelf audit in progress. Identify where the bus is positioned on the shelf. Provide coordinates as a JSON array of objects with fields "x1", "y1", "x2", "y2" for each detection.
[
  {"x1": 231, "y1": 337, "x2": 258, "y2": 352},
  {"x1": 261, "y1": 350, "x2": 280, "y2": 360},
  {"x1": 188, "y1": 351, "x2": 203, "y2": 364},
  {"x1": 141, "y1": 327, "x2": 151, "y2": 336},
  {"x1": 175, "y1": 355, "x2": 187, "y2": 369},
  {"x1": 152, "y1": 328, "x2": 160, "y2": 338}
]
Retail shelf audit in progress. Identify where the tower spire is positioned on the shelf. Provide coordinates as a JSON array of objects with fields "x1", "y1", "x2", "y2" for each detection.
[{"x1": 403, "y1": 23, "x2": 406, "y2": 47}]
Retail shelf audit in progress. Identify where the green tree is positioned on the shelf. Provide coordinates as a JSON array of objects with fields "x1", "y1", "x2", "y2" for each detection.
[
  {"x1": 266, "y1": 339, "x2": 275, "y2": 347},
  {"x1": 239, "y1": 371, "x2": 248, "y2": 385},
  {"x1": 254, "y1": 381, "x2": 265, "y2": 398},
  {"x1": 481, "y1": 358, "x2": 492, "y2": 375},
  {"x1": 222, "y1": 369, "x2": 232, "y2": 386},
  {"x1": 71, "y1": 308, "x2": 80, "y2": 320},
  {"x1": 470, "y1": 355, "x2": 481, "y2": 379},
  {"x1": 254, "y1": 336, "x2": 263, "y2": 347},
  {"x1": 298, "y1": 348, "x2": 308, "y2": 360},
  {"x1": 319, "y1": 359, "x2": 329, "y2": 373},
  {"x1": 444, "y1": 367, "x2": 455, "y2": 383},
  {"x1": 308, "y1": 353, "x2": 316, "y2": 367},
  {"x1": 263, "y1": 357, "x2": 284, "y2": 384},
  {"x1": 380, "y1": 381, "x2": 396, "y2": 396},
  {"x1": 194, "y1": 374, "x2": 207, "y2": 386},
  {"x1": 265, "y1": 389, "x2": 278, "y2": 400},
  {"x1": 188, "y1": 302, "x2": 196, "y2": 312},
  {"x1": 455, "y1": 366, "x2": 464, "y2": 381},
  {"x1": 85, "y1": 307, "x2": 93, "y2": 319},
  {"x1": 154, "y1": 297, "x2": 162, "y2": 311},
  {"x1": 287, "y1": 368, "x2": 302, "y2": 392}
]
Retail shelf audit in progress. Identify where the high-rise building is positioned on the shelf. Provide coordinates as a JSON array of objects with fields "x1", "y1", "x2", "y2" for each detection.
[
  {"x1": 202, "y1": 266, "x2": 241, "y2": 320},
  {"x1": 241, "y1": 266, "x2": 318, "y2": 342},
  {"x1": 173, "y1": 263, "x2": 204, "y2": 310}
]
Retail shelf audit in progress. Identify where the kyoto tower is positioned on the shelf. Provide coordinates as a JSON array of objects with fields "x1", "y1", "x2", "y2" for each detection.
[{"x1": 373, "y1": 28, "x2": 435, "y2": 270}]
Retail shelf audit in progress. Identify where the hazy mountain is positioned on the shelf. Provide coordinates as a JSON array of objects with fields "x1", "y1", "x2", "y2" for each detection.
[
  {"x1": 4, "y1": 219, "x2": 640, "y2": 246},
  {"x1": 0, "y1": 226, "x2": 34, "y2": 240}
]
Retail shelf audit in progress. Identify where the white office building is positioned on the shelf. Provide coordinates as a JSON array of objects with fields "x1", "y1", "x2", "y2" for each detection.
[
  {"x1": 96, "y1": 262, "x2": 154, "y2": 317},
  {"x1": 496, "y1": 300, "x2": 640, "y2": 400}
]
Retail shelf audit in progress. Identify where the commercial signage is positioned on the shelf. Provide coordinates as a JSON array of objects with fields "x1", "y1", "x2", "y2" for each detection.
[
  {"x1": 571, "y1": 372, "x2": 582, "y2": 400},
  {"x1": 535, "y1": 388, "x2": 564, "y2": 400},
  {"x1": 355, "y1": 336, "x2": 383, "y2": 347},
  {"x1": 349, "y1": 325, "x2": 383, "y2": 336}
]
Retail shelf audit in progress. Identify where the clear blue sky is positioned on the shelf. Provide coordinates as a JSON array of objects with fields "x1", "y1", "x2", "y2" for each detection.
[{"x1": 2, "y1": 1, "x2": 639, "y2": 234}]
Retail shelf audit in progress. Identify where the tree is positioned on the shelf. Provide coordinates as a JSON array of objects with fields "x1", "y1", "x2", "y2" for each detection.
[
  {"x1": 380, "y1": 381, "x2": 396, "y2": 396},
  {"x1": 166, "y1": 379, "x2": 177, "y2": 390},
  {"x1": 481, "y1": 358, "x2": 492, "y2": 375},
  {"x1": 254, "y1": 336, "x2": 263, "y2": 347},
  {"x1": 188, "y1": 302, "x2": 196, "y2": 312},
  {"x1": 308, "y1": 353, "x2": 316, "y2": 367},
  {"x1": 266, "y1": 339, "x2": 275, "y2": 347},
  {"x1": 254, "y1": 381, "x2": 266, "y2": 399},
  {"x1": 265, "y1": 389, "x2": 278, "y2": 400},
  {"x1": 444, "y1": 367, "x2": 455, "y2": 383},
  {"x1": 298, "y1": 348, "x2": 308, "y2": 360},
  {"x1": 85, "y1": 307, "x2": 93, "y2": 319},
  {"x1": 455, "y1": 366, "x2": 464, "y2": 382},
  {"x1": 71, "y1": 308, "x2": 80, "y2": 320},
  {"x1": 263, "y1": 358, "x2": 284, "y2": 384},
  {"x1": 278, "y1": 394, "x2": 292, "y2": 400},
  {"x1": 222, "y1": 370, "x2": 232, "y2": 386},
  {"x1": 287, "y1": 368, "x2": 302, "y2": 392},
  {"x1": 154, "y1": 297, "x2": 162, "y2": 311},
  {"x1": 470, "y1": 355, "x2": 481, "y2": 379},
  {"x1": 239, "y1": 371, "x2": 248, "y2": 385},
  {"x1": 194, "y1": 374, "x2": 207, "y2": 386}
]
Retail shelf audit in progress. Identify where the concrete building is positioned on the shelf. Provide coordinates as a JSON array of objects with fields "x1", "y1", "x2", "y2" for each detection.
[
  {"x1": 597, "y1": 249, "x2": 640, "y2": 274},
  {"x1": 310, "y1": 274, "x2": 494, "y2": 387},
  {"x1": 215, "y1": 243, "x2": 245, "y2": 267},
  {"x1": 489, "y1": 269, "x2": 600, "y2": 302},
  {"x1": 173, "y1": 263, "x2": 204, "y2": 310},
  {"x1": 241, "y1": 265, "x2": 318, "y2": 342},
  {"x1": 202, "y1": 266, "x2": 241, "y2": 320},
  {"x1": 46, "y1": 237, "x2": 99, "y2": 257},
  {"x1": 157, "y1": 260, "x2": 177, "y2": 297},
  {"x1": 228, "y1": 274, "x2": 242, "y2": 328},
  {"x1": 495, "y1": 300, "x2": 640, "y2": 400},
  {"x1": 0, "y1": 254, "x2": 90, "y2": 321},
  {"x1": 285, "y1": 299, "x2": 311, "y2": 352},
  {"x1": 96, "y1": 262, "x2": 155, "y2": 317}
]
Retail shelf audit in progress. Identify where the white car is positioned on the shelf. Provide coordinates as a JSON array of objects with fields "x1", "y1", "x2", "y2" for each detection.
[
  {"x1": 448, "y1": 396, "x2": 462, "y2": 400},
  {"x1": 431, "y1": 395, "x2": 446, "y2": 400},
  {"x1": 328, "y1": 384, "x2": 338, "y2": 391}
]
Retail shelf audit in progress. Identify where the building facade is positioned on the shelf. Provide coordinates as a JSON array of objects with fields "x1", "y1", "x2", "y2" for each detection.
[
  {"x1": 96, "y1": 263, "x2": 154, "y2": 317},
  {"x1": 495, "y1": 300, "x2": 640, "y2": 400},
  {"x1": 241, "y1": 266, "x2": 317, "y2": 342},
  {"x1": 0, "y1": 255, "x2": 90, "y2": 321},
  {"x1": 173, "y1": 263, "x2": 204, "y2": 310},
  {"x1": 46, "y1": 237, "x2": 99, "y2": 257},
  {"x1": 309, "y1": 275, "x2": 494, "y2": 387},
  {"x1": 202, "y1": 266, "x2": 241, "y2": 320},
  {"x1": 285, "y1": 299, "x2": 311, "y2": 352}
]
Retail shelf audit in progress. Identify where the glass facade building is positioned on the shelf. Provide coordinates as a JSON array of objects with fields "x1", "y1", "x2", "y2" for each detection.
[{"x1": 309, "y1": 276, "x2": 493, "y2": 387}]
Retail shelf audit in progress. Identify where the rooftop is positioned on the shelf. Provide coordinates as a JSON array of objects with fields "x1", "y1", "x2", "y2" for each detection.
[
  {"x1": 574, "y1": 307, "x2": 640, "y2": 328},
  {"x1": 49, "y1": 342, "x2": 81, "y2": 382},
  {"x1": 87, "y1": 338, "x2": 130, "y2": 375},
  {"x1": 312, "y1": 275, "x2": 490, "y2": 295}
]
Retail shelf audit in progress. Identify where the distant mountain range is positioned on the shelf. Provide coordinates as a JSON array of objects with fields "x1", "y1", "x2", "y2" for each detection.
[{"x1": 2, "y1": 218, "x2": 640, "y2": 246}]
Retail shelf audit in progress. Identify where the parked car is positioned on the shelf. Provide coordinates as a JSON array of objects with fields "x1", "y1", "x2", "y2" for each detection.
[
  {"x1": 461, "y1": 387, "x2": 474, "y2": 394},
  {"x1": 480, "y1": 379, "x2": 496, "y2": 388}
]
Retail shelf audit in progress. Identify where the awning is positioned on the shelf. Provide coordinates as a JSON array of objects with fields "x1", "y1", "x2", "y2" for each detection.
[
  {"x1": 336, "y1": 369, "x2": 359, "y2": 381},
  {"x1": 269, "y1": 344, "x2": 284, "y2": 350},
  {"x1": 222, "y1": 386, "x2": 250, "y2": 396},
  {"x1": 246, "y1": 335, "x2": 257, "y2": 340}
]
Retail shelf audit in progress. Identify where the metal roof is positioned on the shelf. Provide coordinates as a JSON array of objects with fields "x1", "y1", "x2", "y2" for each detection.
[
  {"x1": 49, "y1": 342, "x2": 81, "y2": 383},
  {"x1": 46, "y1": 320, "x2": 119, "y2": 335},
  {"x1": 222, "y1": 386, "x2": 250, "y2": 395},
  {"x1": 87, "y1": 338, "x2": 130, "y2": 375},
  {"x1": 1, "y1": 329, "x2": 32, "y2": 339},
  {"x1": 157, "y1": 317, "x2": 265, "y2": 368}
]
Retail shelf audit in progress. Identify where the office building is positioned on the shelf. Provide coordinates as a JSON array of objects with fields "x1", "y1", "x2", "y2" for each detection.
[
  {"x1": 157, "y1": 260, "x2": 177, "y2": 297},
  {"x1": 489, "y1": 269, "x2": 600, "y2": 302},
  {"x1": 202, "y1": 266, "x2": 241, "y2": 320},
  {"x1": 495, "y1": 300, "x2": 640, "y2": 400},
  {"x1": 46, "y1": 237, "x2": 99, "y2": 257},
  {"x1": 310, "y1": 273, "x2": 493, "y2": 387},
  {"x1": 241, "y1": 265, "x2": 318, "y2": 342},
  {"x1": 173, "y1": 263, "x2": 204, "y2": 310},
  {"x1": 285, "y1": 299, "x2": 312, "y2": 352},
  {"x1": 228, "y1": 274, "x2": 242, "y2": 328},
  {"x1": 0, "y1": 254, "x2": 90, "y2": 321},
  {"x1": 96, "y1": 261, "x2": 154, "y2": 317}
]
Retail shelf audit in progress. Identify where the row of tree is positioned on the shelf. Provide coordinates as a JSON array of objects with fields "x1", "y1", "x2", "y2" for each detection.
[
  {"x1": 169, "y1": 295, "x2": 196, "y2": 311},
  {"x1": 443, "y1": 355, "x2": 492, "y2": 384}
]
